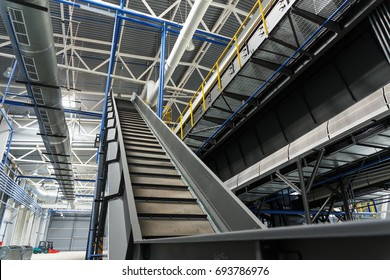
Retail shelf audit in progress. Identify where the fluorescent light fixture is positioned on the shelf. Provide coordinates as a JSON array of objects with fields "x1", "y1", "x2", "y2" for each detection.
[{"x1": 62, "y1": 97, "x2": 76, "y2": 108}]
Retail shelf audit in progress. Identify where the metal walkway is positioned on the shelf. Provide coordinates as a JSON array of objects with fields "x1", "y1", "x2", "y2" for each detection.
[{"x1": 171, "y1": 0, "x2": 381, "y2": 156}]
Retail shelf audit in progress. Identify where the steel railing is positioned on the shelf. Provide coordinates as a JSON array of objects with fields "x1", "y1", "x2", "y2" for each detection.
[{"x1": 169, "y1": 0, "x2": 276, "y2": 135}]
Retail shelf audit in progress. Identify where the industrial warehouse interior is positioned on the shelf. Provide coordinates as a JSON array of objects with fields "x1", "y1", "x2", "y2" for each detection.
[{"x1": 1, "y1": 0, "x2": 390, "y2": 263}]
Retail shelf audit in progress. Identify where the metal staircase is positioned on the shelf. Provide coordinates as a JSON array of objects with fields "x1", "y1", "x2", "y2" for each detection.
[
  {"x1": 116, "y1": 101, "x2": 215, "y2": 238},
  {"x1": 87, "y1": 93, "x2": 264, "y2": 259}
]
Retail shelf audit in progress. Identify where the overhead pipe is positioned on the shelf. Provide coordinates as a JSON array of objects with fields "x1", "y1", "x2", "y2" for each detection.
[
  {"x1": 0, "y1": 0, "x2": 75, "y2": 203},
  {"x1": 24, "y1": 184, "x2": 61, "y2": 204},
  {"x1": 146, "y1": 0, "x2": 213, "y2": 107}
]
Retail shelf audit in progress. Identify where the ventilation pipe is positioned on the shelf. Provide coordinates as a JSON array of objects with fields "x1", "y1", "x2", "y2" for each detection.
[
  {"x1": 139, "y1": 80, "x2": 155, "y2": 101},
  {"x1": 25, "y1": 184, "x2": 62, "y2": 204},
  {"x1": 146, "y1": 0, "x2": 212, "y2": 106},
  {"x1": 0, "y1": 0, "x2": 75, "y2": 204}
]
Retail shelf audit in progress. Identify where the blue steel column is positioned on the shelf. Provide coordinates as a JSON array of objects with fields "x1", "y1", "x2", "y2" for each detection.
[
  {"x1": 157, "y1": 23, "x2": 167, "y2": 119},
  {"x1": 0, "y1": 60, "x2": 17, "y2": 165},
  {"x1": 88, "y1": 0, "x2": 124, "y2": 260},
  {"x1": 97, "y1": 8, "x2": 123, "y2": 161}
]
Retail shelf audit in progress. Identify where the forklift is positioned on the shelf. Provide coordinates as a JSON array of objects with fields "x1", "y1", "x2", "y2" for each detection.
[{"x1": 33, "y1": 241, "x2": 48, "y2": 254}]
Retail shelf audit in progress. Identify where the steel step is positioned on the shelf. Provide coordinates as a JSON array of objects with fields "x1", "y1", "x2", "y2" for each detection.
[
  {"x1": 121, "y1": 127, "x2": 154, "y2": 136},
  {"x1": 117, "y1": 104, "x2": 215, "y2": 239},
  {"x1": 135, "y1": 197, "x2": 197, "y2": 203},
  {"x1": 119, "y1": 117, "x2": 147, "y2": 125},
  {"x1": 126, "y1": 151, "x2": 170, "y2": 161},
  {"x1": 132, "y1": 184, "x2": 189, "y2": 190},
  {"x1": 130, "y1": 176, "x2": 187, "y2": 187},
  {"x1": 123, "y1": 135, "x2": 159, "y2": 144},
  {"x1": 127, "y1": 158, "x2": 175, "y2": 169},
  {"x1": 132, "y1": 187, "x2": 193, "y2": 199},
  {"x1": 129, "y1": 166, "x2": 180, "y2": 176},
  {"x1": 125, "y1": 146, "x2": 165, "y2": 155},
  {"x1": 123, "y1": 140, "x2": 161, "y2": 149},
  {"x1": 118, "y1": 114, "x2": 145, "y2": 121},
  {"x1": 122, "y1": 131, "x2": 157, "y2": 140},
  {"x1": 136, "y1": 201, "x2": 204, "y2": 215},
  {"x1": 139, "y1": 220, "x2": 214, "y2": 237},
  {"x1": 119, "y1": 118, "x2": 146, "y2": 125},
  {"x1": 120, "y1": 124, "x2": 151, "y2": 132}
]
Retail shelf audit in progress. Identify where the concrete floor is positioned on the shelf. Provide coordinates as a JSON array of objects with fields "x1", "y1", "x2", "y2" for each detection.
[{"x1": 31, "y1": 251, "x2": 85, "y2": 260}]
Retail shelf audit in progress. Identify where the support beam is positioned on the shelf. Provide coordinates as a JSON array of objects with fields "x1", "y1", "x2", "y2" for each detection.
[
  {"x1": 250, "y1": 57, "x2": 293, "y2": 76},
  {"x1": 297, "y1": 159, "x2": 311, "y2": 224},
  {"x1": 311, "y1": 195, "x2": 333, "y2": 223},
  {"x1": 223, "y1": 91, "x2": 248, "y2": 102},
  {"x1": 291, "y1": 7, "x2": 341, "y2": 33},
  {"x1": 187, "y1": 133, "x2": 216, "y2": 145},
  {"x1": 275, "y1": 171, "x2": 302, "y2": 194},
  {"x1": 306, "y1": 148, "x2": 325, "y2": 193},
  {"x1": 268, "y1": 36, "x2": 313, "y2": 58},
  {"x1": 340, "y1": 183, "x2": 352, "y2": 221},
  {"x1": 203, "y1": 115, "x2": 233, "y2": 127}
]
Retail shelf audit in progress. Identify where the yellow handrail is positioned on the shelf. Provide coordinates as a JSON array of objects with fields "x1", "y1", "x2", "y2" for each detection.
[
  {"x1": 234, "y1": 35, "x2": 242, "y2": 68},
  {"x1": 180, "y1": 115, "x2": 183, "y2": 139},
  {"x1": 216, "y1": 62, "x2": 222, "y2": 92},
  {"x1": 258, "y1": 0, "x2": 269, "y2": 35},
  {"x1": 190, "y1": 100, "x2": 194, "y2": 127},
  {"x1": 170, "y1": 0, "x2": 276, "y2": 130},
  {"x1": 201, "y1": 82, "x2": 206, "y2": 111}
]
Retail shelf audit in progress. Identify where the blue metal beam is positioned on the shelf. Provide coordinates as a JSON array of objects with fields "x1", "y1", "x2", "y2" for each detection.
[
  {"x1": 97, "y1": 10, "x2": 123, "y2": 161},
  {"x1": 0, "y1": 109, "x2": 14, "y2": 165},
  {"x1": 89, "y1": 0, "x2": 125, "y2": 261},
  {"x1": 157, "y1": 23, "x2": 167, "y2": 119}
]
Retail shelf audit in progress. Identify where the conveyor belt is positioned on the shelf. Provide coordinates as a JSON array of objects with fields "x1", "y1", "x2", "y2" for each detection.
[{"x1": 116, "y1": 101, "x2": 215, "y2": 238}]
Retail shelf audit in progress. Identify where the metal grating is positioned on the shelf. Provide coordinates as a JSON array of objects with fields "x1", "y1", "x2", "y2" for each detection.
[
  {"x1": 290, "y1": 13, "x2": 322, "y2": 46},
  {"x1": 32, "y1": 86, "x2": 45, "y2": 105},
  {"x1": 226, "y1": 75, "x2": 264, "y2": 96},
  {"x1": 8, "y1": 7, "x2": 30, "y2": 46},
  {"x1": 22, "y1": 56, "x2": 39, "y2": 81}
]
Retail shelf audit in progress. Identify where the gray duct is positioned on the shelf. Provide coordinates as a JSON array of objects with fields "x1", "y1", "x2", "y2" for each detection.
[
  {"x1": 0, "y1": 0, "x2": 75, "y2": 204},
  {"x1": 25, "y1": 184, "x2": 62, "y2": 204}
]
